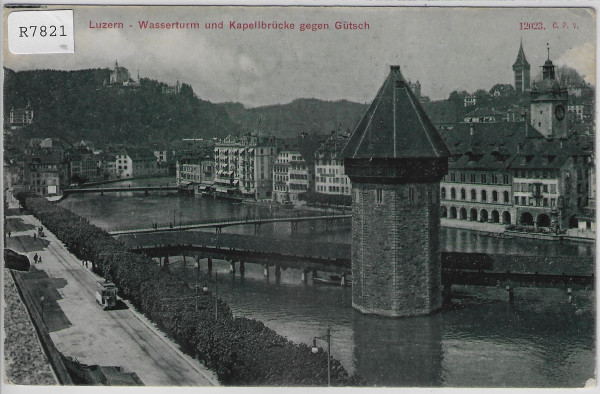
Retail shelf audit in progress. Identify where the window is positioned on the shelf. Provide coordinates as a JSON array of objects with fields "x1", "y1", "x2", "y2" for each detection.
[
  {"x1": 481, "y1": 190, "x2": 487, "y2": 202},
  {"x1": 503, "y1": 191, "x2": 509, "y2": 203},
  {"x1": 450, "y1": 188, "x2": 456, "y2": 200},
  {"x1": 441, "y1": 187, "x2": 446, "y2": 199},
  {"x1": 529, "y1": 197, "x2": 534, "y2": 206},
  {"x1": 543, "y1": 185, "x2": 548, "y2": 193},
  {"x1": 550, "y1": 184, "x2": 556, "y2": 194},
  {"x1": 409, "y1": 187, "x2": 415, "y2": 204},
  {"x1": 481, "y1": 174, "x2": 487, "y2": 184},
  {"x1": 461, "y1": 188, "x2": 466, "y2": 200},
  {"x1": 521, "y1": 196, "x2": 526, "y2": 205},
  {"x1": 543, "y1": 198, "x2": 548, "y2": 207},
  {"x1": 515, "y1": 196, "x2": 519, "y2": 205},
  {"x1": 450, "y1": 172, "x2": 456, "y2": 181},
  {"x1": 470, "y1": 174, "x2": 476, "y2": 183},
  {"x1": 551, "y1": 198, "x2": 556, "y2": 207},
  {"x1": 471, "y1": 189, "x2": 476, "y2": 201},
  {"x1": 376, "y1": 188, "x2": 383, "y2": 204},
  {"x1": 492, "y1": 190, "x2": 498, "y2": 202},
  {"x1": 460, "y1": 173, "x2": 466, "y2": 182}
]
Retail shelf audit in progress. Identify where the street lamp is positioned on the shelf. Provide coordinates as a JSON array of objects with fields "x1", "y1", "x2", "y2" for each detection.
[
  {"x1": 40, "y1": 295, "x2": 45, "y2": 323},
  {"x1": 311, "y1": 327, "x2": 331, "y2": 386},
  {"x1": 214, "y1": 271, "x2": 218, "y2": 321}
]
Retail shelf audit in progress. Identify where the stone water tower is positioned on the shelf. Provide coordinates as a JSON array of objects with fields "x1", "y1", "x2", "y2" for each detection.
[{"x1": 341, "y1": 65, "x2": 450, "y2": 317}]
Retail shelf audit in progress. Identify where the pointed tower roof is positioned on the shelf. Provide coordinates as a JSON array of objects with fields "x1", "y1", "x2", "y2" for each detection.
[
  {"x1": 513, "y1": 39, "x2": 530, "y2": 68},
  {"x1": 341, "y1": 65, "x2": 450, "y2": 160}
]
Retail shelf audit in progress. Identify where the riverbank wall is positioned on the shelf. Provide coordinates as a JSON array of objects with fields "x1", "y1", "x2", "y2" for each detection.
[{"x1": 8, "y1": 269, "x2": 73, "y2": 384}]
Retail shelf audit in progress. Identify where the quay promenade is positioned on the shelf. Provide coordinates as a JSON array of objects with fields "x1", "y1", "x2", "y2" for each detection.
[{"x1": 5, "y1": 214, "x2": 219, "y2": 386}]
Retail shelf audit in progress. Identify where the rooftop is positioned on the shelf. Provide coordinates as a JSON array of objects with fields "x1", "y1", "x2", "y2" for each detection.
[{"x1": 341, "y1": 65, "x2": 450, "y2": 160}]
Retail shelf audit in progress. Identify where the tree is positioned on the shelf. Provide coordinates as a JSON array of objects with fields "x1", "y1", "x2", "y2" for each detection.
[{"x1": 555, "y1": 66, "x2": 587, "y2": 87}]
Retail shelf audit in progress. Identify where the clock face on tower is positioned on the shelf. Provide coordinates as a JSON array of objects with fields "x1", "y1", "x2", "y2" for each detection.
[{"x1": 555, "y1": 105, "x2": 565, "y2": 121}]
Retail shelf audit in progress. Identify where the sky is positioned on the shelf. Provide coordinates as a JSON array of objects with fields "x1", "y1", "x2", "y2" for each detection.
[{"x1": 3, "y1": 5, "x2": 596, "y2": 107}]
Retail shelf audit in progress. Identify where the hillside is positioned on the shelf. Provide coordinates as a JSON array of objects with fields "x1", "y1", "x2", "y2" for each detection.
[
  {"x1": 3, "y1": 68, "x2": 239, "y2": 145},
  {"x1": 220, "y1": 98, "x2": 368, "y2": 138},
  {"x1": 4, "y1": 68, "x2": 369, "y2": 145}
]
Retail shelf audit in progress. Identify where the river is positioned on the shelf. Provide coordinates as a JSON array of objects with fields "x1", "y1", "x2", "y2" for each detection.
[{"x1": 59, "y1": 178, "x2": 595, "y2": 387}]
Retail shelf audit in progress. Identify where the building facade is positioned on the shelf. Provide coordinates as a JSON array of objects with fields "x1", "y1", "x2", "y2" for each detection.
[
  {"x1": 315, "y1": 139, "x2": 351, "y2": 196},
  {"x1": 9, "y1": 105, "x2": 34, "y2": 129},
  {"x1": 213, "y1": 135, "x2": 277, "y2": 199},
  {"x1": 440, "y1": 123, "x2": 524, "y2": 227}
]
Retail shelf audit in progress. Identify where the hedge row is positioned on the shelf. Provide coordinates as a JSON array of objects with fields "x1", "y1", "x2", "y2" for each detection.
[{"x1": 16, "y1": 193, "x2": 363, "y2": 386}]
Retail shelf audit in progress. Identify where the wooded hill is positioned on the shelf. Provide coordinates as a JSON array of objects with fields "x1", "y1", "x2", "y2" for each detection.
[
  {"x1": 220, "y1": 99, "x2": 368, "y2": 139},
  {"x1": 3, "y1": 68, "x2": 239, "y2": 145},
  {"x1": 4, "y1": 68, "x2": 368, "y2": 145}
]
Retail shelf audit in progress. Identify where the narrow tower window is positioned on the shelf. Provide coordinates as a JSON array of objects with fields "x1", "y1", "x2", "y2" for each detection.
[
  {"x1": 376, "y1": 188, "x2": 383, "y2": 204},
  {"x1": 408, "y1": 187, "x2": 415, "y2": 204}
]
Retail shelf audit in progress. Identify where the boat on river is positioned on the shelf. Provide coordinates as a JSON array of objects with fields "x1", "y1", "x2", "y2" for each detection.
[{"x1": 312, "y1": 274, "x2": 351, "y2": 286}]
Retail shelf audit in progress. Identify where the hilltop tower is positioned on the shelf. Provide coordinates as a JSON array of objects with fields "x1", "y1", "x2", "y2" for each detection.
[
  {"x1": 341, "y1": 65, "x2": 450, "y2": 317},
  {"x1": 513, "y1": 39, "x2": 531, "y2": 92},
  {"x1": 529, "y1": 47, "x2": 569, "y2": 139}
]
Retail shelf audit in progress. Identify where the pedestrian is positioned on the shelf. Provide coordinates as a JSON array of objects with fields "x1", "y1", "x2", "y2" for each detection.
[
  {"x1": 33, "y1": 253, "x2": 38, "y2": 263},
  {"x1": 33, "y1": 232, "x2": 37, "y2": 240},
  {"x1": 38, "y1": 256, "x2": 42, "y2": 264},
  {"x1": 8, "y1": 231, "x2": 11, "y2": 237}
]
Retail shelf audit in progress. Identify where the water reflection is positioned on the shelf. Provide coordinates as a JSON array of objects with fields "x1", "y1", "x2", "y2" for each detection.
[{"x1": 352, "y1": 311, "x2": 443, "y2": 386}]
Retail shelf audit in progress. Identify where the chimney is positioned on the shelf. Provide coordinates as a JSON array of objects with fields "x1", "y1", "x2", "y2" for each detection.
[{"x1": 469, "y1": 123, "x2": 475, "y2": 136}]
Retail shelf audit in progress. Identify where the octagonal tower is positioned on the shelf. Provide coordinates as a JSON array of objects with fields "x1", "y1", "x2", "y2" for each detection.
[{"x1": 341, "y1": 65, "x2": 450, "y2": 317}]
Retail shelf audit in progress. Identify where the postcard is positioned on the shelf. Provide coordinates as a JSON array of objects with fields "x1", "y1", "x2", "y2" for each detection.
[{"x1": 2, "y1": 3, "x2": 596, "y2": 391}]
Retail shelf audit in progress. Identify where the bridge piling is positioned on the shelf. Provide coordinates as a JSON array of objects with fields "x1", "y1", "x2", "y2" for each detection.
[
  {"x1": 443, "y1": 283, "x2": 452, "y2": 303},
  {"x1": 506, "y1": 286, "x2": 514, "y2": 304},
  {"x1": 263, "y1": 264, "x2": 269, "y2": 278},
  {"x1": 207, "y1": 257, "x2": 213, "y2": 271},
  {"x1": 301, "y1": 270, "x2": 309, "y2": 282},
  {"x1": 230, "y1": 261, "x2": 236, "y2": 274},
  {"x1": 240, "y1": 261, "x2": 245, "y2": 275},
  {"x1": 275, "y1": 265, "x2": 281, "y2": 278}
]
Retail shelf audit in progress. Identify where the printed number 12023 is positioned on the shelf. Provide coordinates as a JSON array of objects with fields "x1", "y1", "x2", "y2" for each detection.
[
  {"x1": 18, "y1": 25, "x2": 67, "y2": 37},
  {"x1": 520, "y1": 22, "x2": 545, "y2": 30}
]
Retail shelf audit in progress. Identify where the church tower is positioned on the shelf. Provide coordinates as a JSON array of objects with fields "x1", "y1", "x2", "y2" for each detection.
[
  {"x1": 513, "y1": 39, "x2": 531, "y2": 92},
  {"x1": 341, "y1": 66, "x2": 450, "y2": 317},
  {"x1": 529, "y1": 48, "x2": 568, "y2": 139}
]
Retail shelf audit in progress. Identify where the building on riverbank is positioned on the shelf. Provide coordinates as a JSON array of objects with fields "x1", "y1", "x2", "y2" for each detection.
[
  {"x1": 213, "y1": 135, "x2": 277, "y2": 199},
  {"x1": 272, "y1": 136, "x2": 317, "y2": 205},
  {"x1": 439, "y1": 122, "x2": 527, "y2": 227},
  {"x1": 175, "y1": 149, "x2": 213, "y2": 192},
  {"x1": 315, "y1": 137, "x2": 351, "y2": 197},
  {"x1": 440, "y1": 51, "x2": 594, "y2": 233}
]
